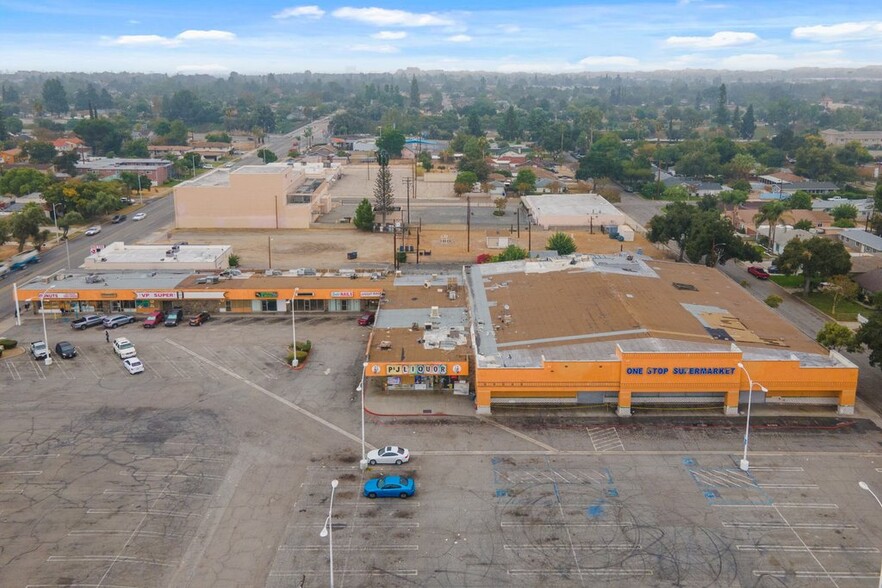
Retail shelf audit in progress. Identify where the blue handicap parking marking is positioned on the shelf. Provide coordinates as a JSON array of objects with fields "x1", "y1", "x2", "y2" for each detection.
[
  {"x1": 587, "y1": 503, "x2": 605, "y2": 518},
  {"x1": 682, "y1": 457, "x2": 696, "y2": 466}
]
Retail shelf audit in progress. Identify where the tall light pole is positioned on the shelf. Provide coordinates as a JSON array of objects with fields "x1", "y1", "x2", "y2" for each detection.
[
  {"x1": 358, "y1": 361, "x2": 368, "y2": 471},
  {"x1": 319, "y1": 479, "x2": 339, "y2": 588},
  {"x1": 291, "y1": 287, "x2": 299, "y2": 367},
  {"x1": 859, "y1": 481, "x2": 882, "y2": 588},
  {"x1": 40, "y1": 284, "x2": 56, "y2": 366},
  {"x1": 51, "y1": 203, "x2": 71, "y2": 270},
  {"x1": 736, "y1": 362, "x2": 767, "y2": 472}
]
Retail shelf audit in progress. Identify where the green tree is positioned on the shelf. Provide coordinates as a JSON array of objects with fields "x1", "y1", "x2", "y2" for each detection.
[
  {"x1": 514, "y1": 169, "x2": 537, "y2": 195},
  {"x1": 120, "y1": 138, "x2": 149, "y2": 158},
  {"x1": 835, "y1": 141, "x2": 872, "y2": 166},
  {"x1": 354, "y1": 198, "x2": 375, "y2": 231},
  {"x1": 817, "y1": 322, "x2": 860, "y2": 352},
  {"x1": 467, "y1": 112, "x2": 482, "y2": 136},
  {"x1": 9, "y1": 202, "x2": 46, "y2": 251},
  {"x1": 857, "y1": 297, "x2": 882, "y2": 368},
  {"x1": 793, "y1": 219, "x2": 814, "y2": 231},
  {"x1": 22, "y1": 141, "x2": 57, "y2": 164},
  {"x1": 827, "y1": 275, "x2": 859, "y2": 317},
  {"x1": 648, "y1": 201, "x2": 696, "y2": 262},
  {"x1": 57, "y1": 211, "x2": 84, "y2": 238},
  {"x1": 41, "y1": 78, "x2": 69, "y2": 114},
  {"x1": 205, "y1": 132, "x2": 232, "y2": 143},
  {"x1": 418, "y1": 151, "x2": 432, "y2": 172},
  {"x1": 726, "y1": 153, "x2": 756, "y2": 181},
  {"x1": 494, "y1": 244, "x2": 529, "y2": 262},
  {"x1": 74, "y1": 118, "x2": 125, "y2": 156},
  {"x1": 409, "y1": 76, "x2": 420, "y2": 110},
  {"x1": 720, "y1": 189, "x2": 748, "y2": 223},
  {"x1": 500, "y1": 105, "x2": 519, "y2": 141},
  {"x1": 576, "y1": 133, "x2": 630, "y2": 181},
  {"x1": 376, "y1": 127, "x2": 406, "y2": 157},
  {"x1": 256, "y1": 148, "x2": 278, "y2": 163},
  {"x1": 787, "y1": 191, "x2": 813, "y2": 210},
  {"x1": 777, "y1": 236, "x2": 851, "y2": 294},
  {"x1": 831, "y1": 203, "x2": 858, "y2": 222},
  {"x1": 0, "y1": 216, "x2": 10, "y2": 247},
  {"x1": 373, "y1": 151, "x2": 394, "y2": 224},
  {"x1": 740, "y1": 105, "x2": 756, "y2": 139},
  {"x1": 119, "y1": 172, "x2": 151, "y2": 194},
  {"x1": 714, "y1": 83, "x2": 728, "y2": 127},
  {"x1": 685, "y1": 209, "x2": 760, "y2": 266},
  {"x1": 228, "y1": 254, "x2": 240, "y2": 268},
  {"x1": 453, "y1": 171, "x2": 478, "y2": 197},
  {"x1": 547, "y1": 232, "x2": 577, "y2": 255},
  {"x1": 0, "y1": 168, "x2": 52, "y2": 196}
]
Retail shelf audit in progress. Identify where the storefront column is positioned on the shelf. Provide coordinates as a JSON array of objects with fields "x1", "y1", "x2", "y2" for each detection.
[
  {"x1": 724, "y1": 389, "x2": 740, "y2": 416},
  {"x1": 838, "y1": 388, "x2": 855, "y2": 415},
  {"x1": 475, "y1": 388, "x2": 492, "y2": 415},
  {"x1": 617, "y1": 389, "x2": 632, "y2": 417}
]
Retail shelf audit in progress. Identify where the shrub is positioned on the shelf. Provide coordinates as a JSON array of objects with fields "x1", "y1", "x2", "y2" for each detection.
[
  {"x1": 396, "y1": 251, "x2": 407, "y2": 264},
  {"x1": 0, "y1": 338, "x2": 18, "y2": 349},
  {"x1": 228, "y1": 254, "x2": 240, "y2": 267},
  {"x1": 296, "y1": 339, "x2": 312, "y2": 352},
  {"x1": 296, "y1": 350, "x2": 308, "y2": 362},
  {"x1": 765, "y1": 295, "x2": 783, "y2": 308}
]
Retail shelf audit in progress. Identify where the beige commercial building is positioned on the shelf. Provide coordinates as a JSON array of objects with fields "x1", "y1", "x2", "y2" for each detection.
[{"x1": 174, "y1": 163, "x2": 336, "y2": 230}]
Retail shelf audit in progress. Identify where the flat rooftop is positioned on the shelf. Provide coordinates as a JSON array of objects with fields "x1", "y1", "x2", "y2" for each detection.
[
  {"x1": 522, "y1": 193, "x2": 623, "y2": 217},
  {"x1": 18, "y1": 270, "x2": 193, "y2": 293},
  {"x1": 468, "y1": 255, "x2": 830, "y2": 368},
  {"x1": 84, "y1": 242, "x2": 230, "y2": 265}
]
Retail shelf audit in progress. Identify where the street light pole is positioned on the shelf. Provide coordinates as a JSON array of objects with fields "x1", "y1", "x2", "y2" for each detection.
[
  {"x1": 40, "y1": 284, "x2": 55, "y2": 366},
  {"x1": 859, "y1": 481, "x2": 882, "y2": 588},
  {"x1": 291, "y1": 287, "x2": 299, "y2": 367},
  {"x1": 358, "y1": 361, "x2": 368, "y2": 470},
  {"x1": 736, "y1": 362, "x2": 767, "y2": 472},
  {"x1": 319, "y1": 479, "x2": 339, "y2": 588}
]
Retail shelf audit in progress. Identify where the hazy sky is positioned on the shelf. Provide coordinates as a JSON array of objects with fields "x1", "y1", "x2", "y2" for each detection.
[{"x1": 3, "y1": 0, "x2": 882, "y2": 75}]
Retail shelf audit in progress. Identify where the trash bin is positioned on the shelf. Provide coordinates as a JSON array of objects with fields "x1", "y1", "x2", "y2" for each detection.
[{"x1": 347, "y1": 251, "x2": 358, "y2": 260}]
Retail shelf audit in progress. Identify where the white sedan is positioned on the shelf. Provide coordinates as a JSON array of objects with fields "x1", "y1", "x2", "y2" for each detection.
[
  {"x1": 132, "y1": 212, "x2": 147, "y2": 221},
  {"x1": 366, "y1": 446, "x2": 410, "y2": 465},
  {"x1": 123, "y1": 357, "x2": 144, "y2": 374},
  {"x1": 84, "y1": 225, "x2": 102, "y2": 236}
]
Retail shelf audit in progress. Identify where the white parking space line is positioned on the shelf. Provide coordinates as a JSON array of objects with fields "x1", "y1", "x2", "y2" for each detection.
[
  {"x1": 754, "y1": 570, "x2": 878, "y2": 580},
  {"x1": 758, "y1": 484, "x2": 819, "y2": 489},
  {"x1": 505, "y1": 543, "x2": 639, "y2": 551},
  {"x1": 508, "y1": 569, "x2": 652, "y2": 577},
  {"x1": 278, "y1": 544, "x2": 419, "y2": 552},
  {"x1": 269, "y1": 570, "x2": 418, "y2": 577},
  {"x1": 585, "y1": 427, "x2": 625, "y2": 452},
  {"x1": 0, "y1": 470, "x2": 42, "y2": 476},
  {"x1": 724, "y1": 522, "x2": 854, "y2": 529},
  {"x1": 28, "y1": 361, "x2": 47, "y2": 380},
  {"x1": 150, "y1": 347, "x2": 187, "y2": 377},
  {"x1": 691, "y1": 469, "x2": 753, "y2": 487},
  {"x1": 231, "y1": 347, "x2": 278, "y2": 380},
  {"x1": 478, "y1": 417, "x2": 558, "y2": 453},
  {"x1": 69, "y1": 529, "x2": 182, "y2": 539},
  {"x1": 118, "y1": 470, "x2": 223, "y2": 480},
  {"x1": 47, "y1": 555, "x2": 176, "y2": 567},
  {"x1": 289, "y1": 522, "x2": 420, "y2": 528},
  {"x1": 4, "y1": 361, "x2": 22, "y2": 381},
  {"x1": 257, "y1": 346, "x2": 288, "y2": 365},
  {"x1": 751, "y1": 466, "x2": 805, "y2": 472},
  {"x1": 78, "y1": 350, "x2": 105, "y2": 380},
  {"x1": 86, "y1": 509, "x2": 202, "y2": 518},
  {"x1": 132, "y1": 455, "x2": 228, "y2": 463},
  {"x1": 51, "y1": 358, "x2": 76, "y2": 380},
  {"x1": 103, "y1": 489, "x2": 214, "y2": 499},
  {"x1": 773, "y1": 503, "x2": 838, "y2": 509},
  {"x1": 502, "y1": 522, "x2": 635, "y2": 528},
  {"x1": 26, "y1": 585, "x2": 139, "y2": 588},
  {"x1": 737, "y1": 545, "x2": 878, "y2": 553}
]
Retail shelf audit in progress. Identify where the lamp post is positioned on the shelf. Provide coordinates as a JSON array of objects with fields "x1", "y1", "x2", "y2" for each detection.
[
  {"x1": 291, "y1": 288, "x2": 299, "y2": 367},
  {"x1": 319, "y1": 479, "x2": 339, "y2": 588},
  {"x1": 358, "y1": 361, "x2": 368, "y2": 471},
  {"x1": 40, "y1": 284, "x2": 55, "y2": 366},
  {"x1": 859, "y1": 481, "x2": 882, "y2": 588},
  {"x1": 51, "y1": 203, "x2": 71, "y2": 270},
  {"x1": 736, "y1": 362, "x2": 767, "y2": 472}
]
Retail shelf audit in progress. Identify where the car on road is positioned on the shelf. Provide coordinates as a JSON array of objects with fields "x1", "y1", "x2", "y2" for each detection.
[
  {"x1": 358, "y1": 311, "x2": 376, "y2": 326},
  {"x1": 84, "y1": 226, "x2": 102, "y2": 236},
  {"x1": 363, "y1": 475, "x2": 415, "y2": 499},
  {"x1": 188, "y1": 311, "x2": 211, "y2": 326},
  {"x1": 112, "y1": 337, "x2": 137, "y2": 359},
  {"x1": 143, "y1": 311, "x2": 165, "y2": 328},
  {"x1": 71, "y1": 314, "x2": 105, "y2": 330},
  {"x1": 165, "y1": 308, "x2": 183, "y2": 327},
  {"x1": 132, "y1": 212, "x2": 147, "y2": 221},
  {"x1": 747, "y1": 266, "x2": 771, "y2": 280},
  {"x1": 55, "y1": 341, "x2": 77, "y2": 359},
  {"x1": 123, "y1": 357, "x2": 144, "y2": 374},
  {"x1": 366, "y1": 446, "x2": 409, "y2": 466},
  {"x1": 104, "y1": 314, "x2": 136, "y2": 328},
  {"x1": 111, "y1": 214, "x2": 126, "y2": 224}
]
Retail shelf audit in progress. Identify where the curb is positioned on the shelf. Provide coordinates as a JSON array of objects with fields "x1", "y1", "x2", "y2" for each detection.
[{"x1": 363, "y1": 405, "x2": 455, "y2": 418}]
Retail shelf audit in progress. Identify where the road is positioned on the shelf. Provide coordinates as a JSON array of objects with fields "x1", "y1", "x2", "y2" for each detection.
[
  {"x1": 0, "y1": 119, "x2": 328, "y2": 327},
  {"x1": 617, "y1": 191, "x2": 882, "y2": 413}
]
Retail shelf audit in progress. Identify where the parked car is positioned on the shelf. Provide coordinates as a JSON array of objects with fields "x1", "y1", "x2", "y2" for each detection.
[
  {"x1": 188, "y1": 311, "x2": 211, "y2": 326},
  {"x1": 366, "y1": 446, "x2": 410, "y2": 466},
  {"x1": 123, "y1": 357, "x2": 144, "y2": 374},
  {"x1": 363, "y1": 475, "x2": 415, "y2": 499},
  {"x1": 143, "y1": 311, "x2": 165, "y2": 328},
  {"x1": 111, "y1": 214, "x2": 126, "y2": 224},
  {"x1": 132, "y1": 212, "x2": 147, "y2": 221},
  {"x1": 54, "y1": 341, "x2": 77, "y2": 359},
  {"x1": 358, "y1": 311, "x2": 376, "y2": 326},
  {"x1": 84, "y1": 225, "x2": 102, "y2": 236},
  {"x1": 29, "y1": 340, "x2": 49, "y2": 360},
  {"x1": 747, "y1": 266, "x2": 771, "y2": 280},
  {"x1": 71, "y1": 314, "x2": 105, "y2": 330},
  {"x1": 112, "y1": 337, "x2": 137, "y2": 359},
  {"x1": 104, "y1": 314, "x2": 136, "y2": 328},
  {"x1": 164, "y1": 308, "x2": 183, "y2": 327}
]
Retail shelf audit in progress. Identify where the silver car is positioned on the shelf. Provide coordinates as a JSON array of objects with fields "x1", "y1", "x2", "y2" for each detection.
[{"x1": 103, "y1": 314, "x2": 135, "y2": 328}]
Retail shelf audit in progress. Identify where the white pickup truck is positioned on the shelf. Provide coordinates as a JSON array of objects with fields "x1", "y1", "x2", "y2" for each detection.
[
  {"x1": 112, "y1": 337, "x2": 137, "y2": 359},
  {"x1": 30, "y1": 340, "x2": 49, "y2": 360}
]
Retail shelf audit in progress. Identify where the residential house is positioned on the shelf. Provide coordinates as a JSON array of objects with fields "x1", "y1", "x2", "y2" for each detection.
[
  {"x1": 855, "y1": 268, "x2": 882, "y2": 298},
  {"x1": 75, "y1": 158, "x2": 174, "y2": 184},
  {"x1": 1, "y1": 148, "x2": 23, "y2": 164},
  {"x1": 839, "y1": 229, "x2": 882, "y2": 254},
  {"x1": 812, "y1": 197, "x2": 874, "y2": 215},
  {"x1": 769, "y1": 228, "x2": 815, "y2": 255}
]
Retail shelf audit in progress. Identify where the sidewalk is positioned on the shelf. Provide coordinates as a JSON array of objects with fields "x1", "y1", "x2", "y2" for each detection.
[{"x1": 363, "y1": 386, "x2": 476, "y2": 417}]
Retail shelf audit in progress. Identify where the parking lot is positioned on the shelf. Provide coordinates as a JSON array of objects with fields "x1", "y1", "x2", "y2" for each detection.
[{"x1": 3, "y1": 315, "x2": 882, "y2": 586}]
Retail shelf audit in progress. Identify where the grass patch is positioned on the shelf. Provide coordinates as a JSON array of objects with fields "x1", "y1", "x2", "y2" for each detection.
[
  {"x1": 770, "y1": 275, "x2": 803, "y2": 288},
  {"x1": 795, "y1": 292, "x2": 863, "y2": 321}
]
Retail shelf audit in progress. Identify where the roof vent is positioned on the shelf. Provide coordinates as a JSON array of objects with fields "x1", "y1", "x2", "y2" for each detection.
[{"x1": 673, "y1": 282, "x2": 698, "y2": 291}]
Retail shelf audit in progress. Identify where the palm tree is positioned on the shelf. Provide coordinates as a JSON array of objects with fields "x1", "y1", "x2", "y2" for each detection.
[
  {"x1": 754, "y1": 201, "x2": 787, "y2": 251},
  {"x1": 720, "y1": 189, "x2": 748, "y2": 225}
]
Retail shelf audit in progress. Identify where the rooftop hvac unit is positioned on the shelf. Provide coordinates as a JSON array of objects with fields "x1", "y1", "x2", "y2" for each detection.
[
  {"x1": 430, "y1": 306, "x2": 440, "y2": 318},
  {"x1": 448, "y1": 290, "x2": 457, "y2": 300},
  {"x1": 424, "y1": 323, "x2": 432, "y2": 331}
]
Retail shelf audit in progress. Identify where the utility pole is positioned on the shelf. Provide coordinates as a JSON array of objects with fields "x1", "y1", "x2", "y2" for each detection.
[
  {"x1": 467, "y1": 195, "x2": 471, "y2": 253},
  {"x1": 416, "y1": 218, "x2": 421, "y2": 266},
  {"x1": 412, "y1": 157, "x2": 417, "y2": 201},
  {"x1": 267, "y1": 235, "x2": 272, "y2": 268},
  {"x1": 392, "y1": 224, "x2": 398, "y2": 271},
  {"x1": 402, "y1": 177, "x2": 412, "y2": 227}
]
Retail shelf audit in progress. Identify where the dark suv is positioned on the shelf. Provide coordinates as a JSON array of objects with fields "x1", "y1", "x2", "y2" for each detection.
[
  {"x1": 111, "y1": 214, "x2": 127, "y2": 224},
  {"x1": 164, "y1": 308, "x2": 183, "y2": 327}
]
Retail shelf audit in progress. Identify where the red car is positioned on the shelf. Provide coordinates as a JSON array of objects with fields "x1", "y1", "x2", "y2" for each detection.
[
  {"x1": 143, "y1": 311, "x2": 165, "y2": 328},
  {"x1": 748, "y1": 266, "x2": 770, "y2": 280},
  {"x1": 358, "y1": 311, "x2": 376, "y2": 326}
]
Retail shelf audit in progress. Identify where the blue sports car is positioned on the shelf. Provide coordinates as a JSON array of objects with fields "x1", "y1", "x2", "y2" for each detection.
[{"x1": 363, "y1": 475, "x2": 416, "y2": 499}]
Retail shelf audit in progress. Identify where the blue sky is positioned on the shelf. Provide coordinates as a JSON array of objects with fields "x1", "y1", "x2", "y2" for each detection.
[{"x1": 2, "y1": 0, "x2": 882, "y2": 74}]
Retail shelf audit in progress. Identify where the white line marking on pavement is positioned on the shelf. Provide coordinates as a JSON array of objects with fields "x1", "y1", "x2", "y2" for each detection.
[
  {"x1": 753, "y1": 570, "x2": 877, "y2": 579},
  {"x1": 477, "y1": 417, "x2": 558, "y2": 453},
  {"x1": 86, "y1": 509, "x2": 201, "y2": 518},
  {"x1": 278, "y1": 544, "x2": 419, "y2": 552},
  {"x1": 508, "y1": 569, "x2": 651, "y2": 576},
  {"x1": 723, "y1": 522, "x2": 855, "y2": 529},
  {"x1": 0, "y1": 470, "x2": 42, "y2": 476},
  {"x1": 290, "y1": 522, "x2": 420, "y2": 528},
  {"x1": 69, "y1": 529, "x2": 181, "y2": 538},
  {"x1": 505, "y1": 544, "x2": 639, "y2": 551},
  {"x1": 269, "y1": 570, "x2": 418, "y2": 577},
  {"x1": 758, "y1": 484, "x2": 818, "y2": 489},
  {"x1": 773, "y1": 503, "x2": 838, "y2": 509},
  {"x1": 751, "y1": 467, "x2": 804, "y2": 472},
  {"x1": 737, "y1": 545, "x2": 878, "y2": 553},
  {"x1": 103, "y1": 489, "x2": 213, "y2": 498},
  {"x1": 118, "y1": 470, "x2": 223, "y2": 480},
  {"x1": 502, "y1": 522, "x2": 634, "y2": 528},
  {"x1": 47, "y1": 555, "x2": 176, "y2": 567},
  {"x1": 167, "y1": 339, "x2": 368, "y2": 448}
]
